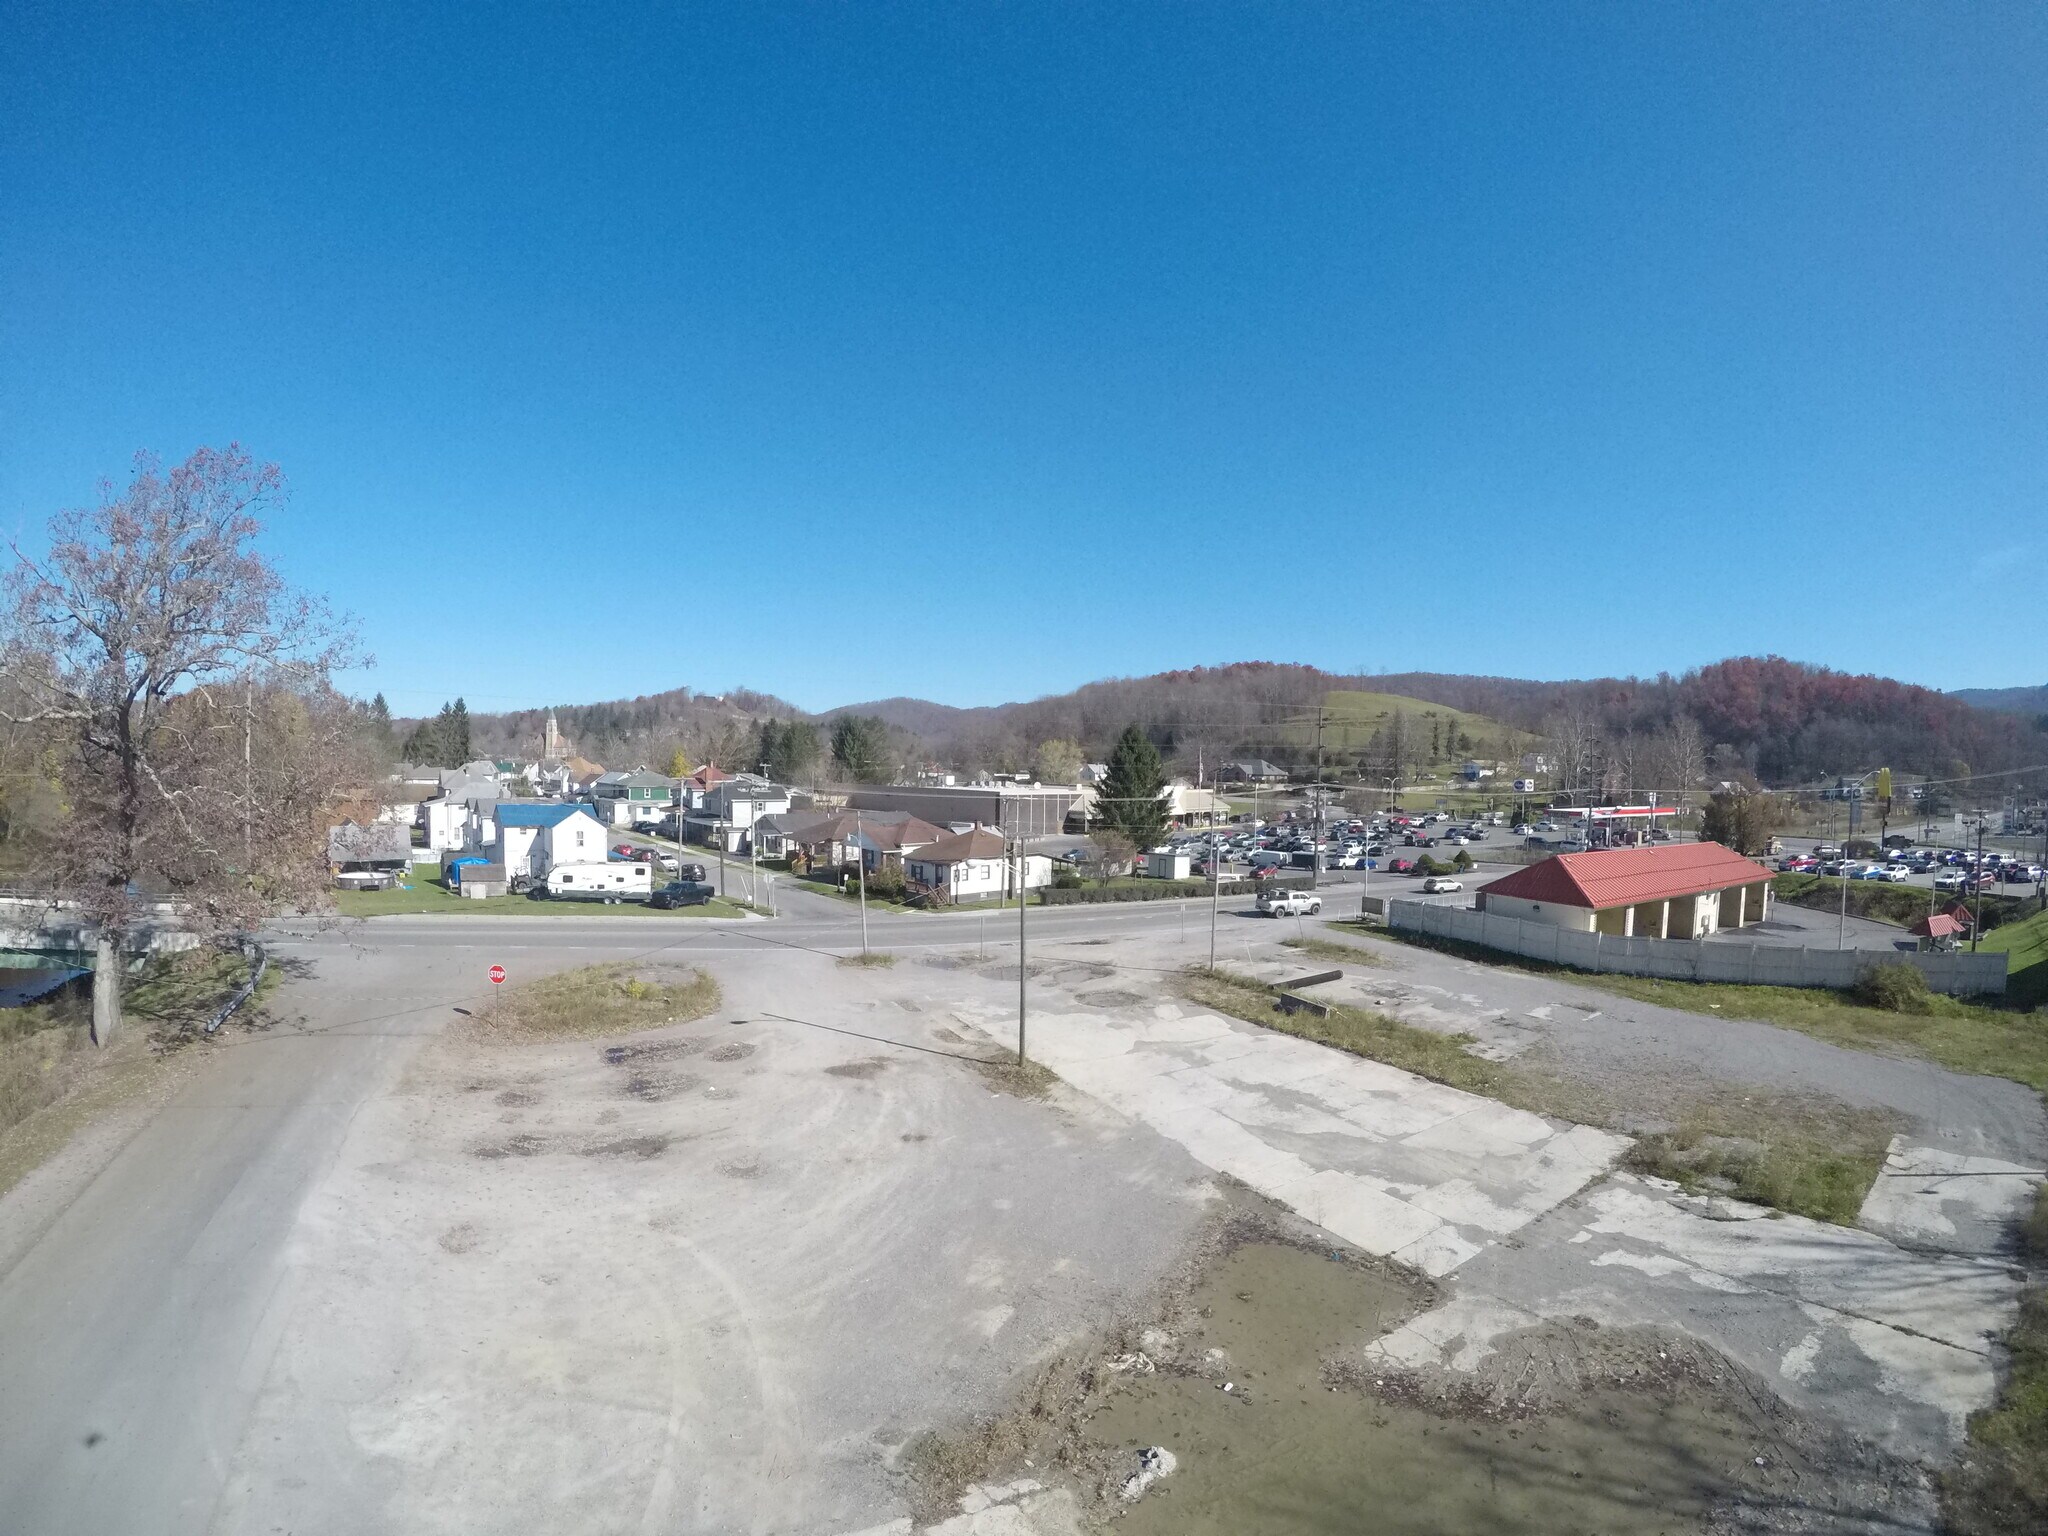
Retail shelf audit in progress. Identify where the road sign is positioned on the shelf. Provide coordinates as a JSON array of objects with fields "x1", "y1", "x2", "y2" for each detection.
[{"x1": 488, "y1": 965, "x2": 506, "y2": 986}]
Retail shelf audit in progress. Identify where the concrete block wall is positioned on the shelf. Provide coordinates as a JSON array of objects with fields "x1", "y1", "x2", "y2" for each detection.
[{"x1": 1389, "y1": 900, "x2": 2008, "y2": 997}]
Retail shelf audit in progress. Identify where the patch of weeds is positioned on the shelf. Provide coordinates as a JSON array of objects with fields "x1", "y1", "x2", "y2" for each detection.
[
  {"x1": 1178, "y1": 965, "x2": 1899, "y2": 1226},
  {"x1": 837, "y1": 951, "x2": 898, "y2": 968},
  {"x1": 706, "y1": 1042, "x2": 755, "y2": 1062},
  {"x1": 1180, "y1": 967, "x2": 1510, "y2": 1100},
  {"x1": 1851, "y1": 961, "x2": 1933, "y2": 1013},
  {"x1": 1281, "y1": 935, "x2": 1390, "y2": 968},
  {"x1": 1947, "y1": 1185, "x2": 2048, "y2": 1534},
  {"x1": 972, "y1": 1055, "x2": 1058, "y2": 1100},
  {"x1": 463, "y1": 963, "x2": 721, "y2": 1045},
  {"x1": 1622, "y1": 1094, "x2": 1903, "y2": 1225}
]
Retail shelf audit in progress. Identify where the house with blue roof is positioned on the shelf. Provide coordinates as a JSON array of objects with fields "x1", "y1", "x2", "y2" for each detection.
[{"x1": 480, "y1": 800, "x2": 607, "y2": 881}]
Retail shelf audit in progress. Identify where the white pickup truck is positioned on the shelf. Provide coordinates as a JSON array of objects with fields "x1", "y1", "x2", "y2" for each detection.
[{"x1": 1256, "y1": 888, "x2": 1322, "y2": 918}]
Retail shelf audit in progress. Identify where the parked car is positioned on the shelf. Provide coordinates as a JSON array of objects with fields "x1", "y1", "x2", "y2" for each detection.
[
  {"x1": 649, "y1": 879, "x2": 715, "y2": 909},
  {"x1": 1386, "y1": 858, "x2": 1418, "y2": 874},
  {"x1": 610, "y1": 843, "x2": 640, "y2": 859},
  {"x1": 1256, "y1": 888, "x2": 1322, "y2": 918},
  {"x1": 1934, "y1": 871, "x2": 1968, "y2": 892},
  {"x1": 1867, "y1": 865, "x2": 1910, "y2": 883},
  {"x1": 1420, "y1": 876, "x2": 1463, "y2": 894}
]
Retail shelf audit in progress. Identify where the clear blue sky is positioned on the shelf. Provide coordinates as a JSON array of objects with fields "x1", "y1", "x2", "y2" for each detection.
[{"x1": 3, "y1": 3, "x2": 2042, "y2": 715}]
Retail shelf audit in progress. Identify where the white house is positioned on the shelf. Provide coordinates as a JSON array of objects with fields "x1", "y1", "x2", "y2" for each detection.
[
  {"x1": 421, "y1": 777, "x2": 501, "y2": 852},
  {"x1": 479, "y1": 801, "x2": 608, "y2": 881},
  {"x1": 904, "y1": 827, "x2": 1052, "y2": 903},
  {"x1": 688, "y1": 780, "x2": 793, "y2": 851}
]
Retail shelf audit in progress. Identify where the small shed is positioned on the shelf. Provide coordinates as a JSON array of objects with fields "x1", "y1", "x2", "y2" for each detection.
[
  {"x1": 1141, "y1": 849, "x2": 1192, "y2": 880},
  {"x1": 1912, "y1": 910, "x2": 1971, "y2": 949}
]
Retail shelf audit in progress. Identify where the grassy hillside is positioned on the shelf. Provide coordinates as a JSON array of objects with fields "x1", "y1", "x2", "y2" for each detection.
[
  {"x1": 1981, "y1": 907, "x2": 2048, "y2": 1009},
  {"x1": 1271, "y1": 690, "x2": 1536, "y2": 770}
]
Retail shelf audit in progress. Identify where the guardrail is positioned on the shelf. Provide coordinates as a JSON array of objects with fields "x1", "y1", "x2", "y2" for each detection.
[{"x1": 204, "y1": 941, "x2": 267, "y2": 1033}]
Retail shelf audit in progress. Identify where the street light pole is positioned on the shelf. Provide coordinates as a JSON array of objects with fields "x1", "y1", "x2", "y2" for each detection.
[
  {"x1": 855, "y1": 811, "x2": 869, "y2": 958},
  {"x1": 1015, "y1": 836, "x2": 1027, "y2": 1064}
]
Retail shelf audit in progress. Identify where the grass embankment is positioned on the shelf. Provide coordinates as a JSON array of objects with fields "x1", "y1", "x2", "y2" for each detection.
[
  {"x1": 334, "y1": 875, "x2": 746, "y2": 919},
  {"x1": 1356, "y1": 921, "x2": 2048, "y2": 1093},
  {"x1": 1772, "y1": 872, "x2": 2033, "y2": 933},
  {"x1": 1981, "y1": 908, "x2": 2048, "y2": 1010},
  {"x1": 1179, "y1": 965, "x2": 1900, "y2": 1225},
  {"x1": 460, "y1": 963, "x2": 721, "y2": 1045},
  {"x1": 0, "y1": 949, "x2": 262, "y2": 1196},
  {"x1": 1946, "y1": 1184, "x2": 2048, "y2": 1536}
]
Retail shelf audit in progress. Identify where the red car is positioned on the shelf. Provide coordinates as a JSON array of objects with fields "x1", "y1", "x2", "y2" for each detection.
[
  {"x1": 610, "y1": 843, "x2": 640, "y2": 860},
  {"x1": 1387, "y1": 857, "x2": 1418, "y2": 874}
]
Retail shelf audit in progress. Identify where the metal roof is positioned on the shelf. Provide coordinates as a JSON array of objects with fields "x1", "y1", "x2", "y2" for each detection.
[
  {"x1": 492, "y1": 801, "x2": 600, "y2": 828},
  {"x1": 1480, "y1": 843, "x2": 1772, "y2": 910}
]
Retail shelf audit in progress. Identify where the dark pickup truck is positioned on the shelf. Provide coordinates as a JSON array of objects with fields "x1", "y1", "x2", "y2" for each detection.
[{"x1": 650, "y1": 880, "x2": 716, "y2": 909}]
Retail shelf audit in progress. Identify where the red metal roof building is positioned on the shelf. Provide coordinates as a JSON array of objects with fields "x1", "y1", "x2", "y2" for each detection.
[{"x1": 1475, "y1": 843, "x2": 1774, "y2": 939}]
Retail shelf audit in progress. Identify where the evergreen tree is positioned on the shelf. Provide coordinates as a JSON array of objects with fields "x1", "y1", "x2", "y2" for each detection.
[
  {"x1": 831, "y1": 714, "x2": 891, "y2": 783},
  {"x1": 447, "y1": 698, "x2": 472, "y2": 763},
  {"x1": 1093, "y1": 724, "x2": 1167, "y2": 848}
]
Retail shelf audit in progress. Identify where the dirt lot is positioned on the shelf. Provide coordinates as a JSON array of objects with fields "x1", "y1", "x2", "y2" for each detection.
[
  {"x1": 208, "y1": 947, "x2": 1216, "y2": 1535},
  {"x1": 193, "y1": 924, "x2": 2036, "y2": 1534},
  {"x1": 906, "y1": 1204, "x2": 1930, "y2": 1535}
]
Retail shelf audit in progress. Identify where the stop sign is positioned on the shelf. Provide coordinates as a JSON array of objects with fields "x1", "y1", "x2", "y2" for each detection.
[{"x1": 488, "y1": 964, "x2": 506, "y2": 986}]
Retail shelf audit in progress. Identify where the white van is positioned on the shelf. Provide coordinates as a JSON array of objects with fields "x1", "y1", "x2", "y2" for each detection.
[{"x1": 535, "y1": 861, "x2": 654, "y2": 903}]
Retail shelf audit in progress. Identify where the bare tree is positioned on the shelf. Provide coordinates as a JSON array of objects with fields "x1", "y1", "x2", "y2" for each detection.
[
  {"x1": 1646, "y1": 714, "x2": 1708, "y2": 801},
  {"x1": 1544, "y1": 703, "x2": 1607, "y2": 804},
  {"x1": 1, "y1": 448, "x2": 364, "y2": 1043}
]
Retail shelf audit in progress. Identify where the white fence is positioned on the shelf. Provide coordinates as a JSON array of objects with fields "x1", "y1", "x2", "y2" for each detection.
[{"x1": 1387, "y1": 900, "x2": 2009, "y2": 997}]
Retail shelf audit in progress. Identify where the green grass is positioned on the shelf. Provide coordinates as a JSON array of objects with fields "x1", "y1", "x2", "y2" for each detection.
[
  {"x1": 837, "y1": 951, "x2": 898, "y2": 969},
  {"x1": 334, "y1": 874, "x2": 746, "y2": 919},
  {"x1": 1945, "y1": 1185, "x2": 2048, "y2": 1535},
  {"x1": 1981, "y1": 907, "x2": 2048, "y2": 1009},
  {"x1": 1180, "y1": 964, "x2": 1900, "y2": 1225},
  {"x1": 1360, "y1": 921, "x2": 2048, "y2": 1093},
  {"x1": 462, "y1": 962, "x2": 721, "y2": 1045}
]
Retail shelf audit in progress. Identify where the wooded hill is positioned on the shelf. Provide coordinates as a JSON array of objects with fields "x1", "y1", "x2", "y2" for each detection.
[{"x1": 420, "y1": 656, "x2": 2048, "y2": 792}]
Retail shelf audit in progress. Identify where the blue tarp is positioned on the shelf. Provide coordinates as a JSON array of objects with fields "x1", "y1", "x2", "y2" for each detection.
[{"x1": 0, "y1": 966, "x2": 92, "y2": 1009}]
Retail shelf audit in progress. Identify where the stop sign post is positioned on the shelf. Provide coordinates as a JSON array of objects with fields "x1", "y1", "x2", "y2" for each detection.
[{"x1": 488, "y1": 964, "x2": 506, "y2": 986}]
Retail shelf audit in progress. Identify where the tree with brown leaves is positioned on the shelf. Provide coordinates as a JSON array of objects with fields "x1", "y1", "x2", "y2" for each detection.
[{"x1": 1, "y1": 447, "x2": 371, "y2": 1043}]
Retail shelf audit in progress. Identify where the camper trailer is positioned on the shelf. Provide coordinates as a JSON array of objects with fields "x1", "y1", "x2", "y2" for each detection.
[{"x1": 532, "y1": 861, "x2": 654, "y2": 903}]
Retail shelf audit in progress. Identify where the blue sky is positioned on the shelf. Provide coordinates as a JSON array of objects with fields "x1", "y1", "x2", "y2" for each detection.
[{"x1": 3, "y1": 3, "x2": 2042, "y2": 715}]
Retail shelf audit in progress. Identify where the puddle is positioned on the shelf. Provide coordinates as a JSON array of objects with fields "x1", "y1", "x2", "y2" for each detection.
[
  {"x1": 1082, "y1": 1243, "x2": 1906, "y2": 1535},
  {"x1": 602, "y1": 1038, "x2": 705, "y2": 1065},
  {"x1": 826, "y1": 1059, "x2": 888, "y2": 1079},
  {"x1": 621, "y1": 1070, "x2": 701, "y2": 1101},
  {"x1": 582, "y1": 1135, "x2": 671, "y2": 1160},
  {"x1": 473, "y1": 1134, "x2": 547, "y2": 1159}
]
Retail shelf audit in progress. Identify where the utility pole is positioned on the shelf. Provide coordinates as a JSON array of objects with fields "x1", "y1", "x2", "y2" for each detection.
[
  {"x1": 1838, "y1": 791, "x2": 1859, "y2": 949},
  {"x1": 1310, "y1": 705, "x2": 1326, "y2": 891},
  {"x1": 1209, "y1": 828, "x2": 1221, "y2": 970},
  {"x1": 1016, "y1": 844, "x2": 1029, "y2": 1062},
  {"x1": 855, "y1": 811, "x2": 869, "y2": 958},
  {"x1": 1971, "y1": 816, "x2": 1986, "y2": 952}
]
